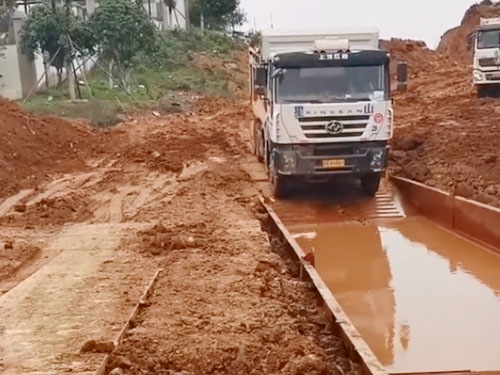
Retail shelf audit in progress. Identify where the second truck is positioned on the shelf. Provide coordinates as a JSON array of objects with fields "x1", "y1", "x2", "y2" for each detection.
[
  {"x1": 470, "y1": 17, "x2": 500, "y2": 98},
  {"x1": 249, "y1": 28, "x2": 406, "y2": 198}
]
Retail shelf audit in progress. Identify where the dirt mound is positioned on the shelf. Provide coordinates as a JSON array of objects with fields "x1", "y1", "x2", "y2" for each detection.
[
  {"x1": 381, "y1": 38, "x2": 427, "y2": 61},
  {"x1": 138, "y1": 222, "x2": 208, "y2": 255},
  {"x1": 383, "y1": 5, "x2": 500, "y2": 207},
  {"x1": 390, "y1": 61, "x2": 500, "y2": 206},
  {"x1": 0, "y1": 193, "x2": 93, "y2": 227},
  {"x1": 437, "y1": 0, "x2": 500, "y2": 63},
  {"x1": 0, "y1": 97, "x2": 98, "y2": 199},
  {"x1": 380, "y1": 39, "x2": 450, "y2": 79}
]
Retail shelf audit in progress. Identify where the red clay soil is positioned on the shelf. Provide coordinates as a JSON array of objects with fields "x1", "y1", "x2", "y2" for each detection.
[
  {"x1": 0, "y1": 98, "x2": 98, "y2": 199},
  {"x1": 0, "y1": 193, "x2": 94, "y2": 227},
  {"x1": 380, "y1": 39, "x2": 450, "y2": 79},
  {"x1": 0, "y1": 240, "x2": 40, "y2": 281},
  {"x1": 387, "y1": 2, "x2": 500, "y2": 207}
]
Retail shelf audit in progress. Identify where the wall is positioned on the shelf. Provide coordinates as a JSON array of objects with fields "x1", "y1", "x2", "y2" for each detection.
[
  {"x1": 391, "y1": 176, "x2": 500, "y2": 254},
  {"x1": 0, "y1": 45, "x2": 22, "y2": 100},
  {"x1": 167, "y1": 0, "x2": 187, "y2": 30},
  {"x1": 152, "y1": 0, "x2": 187, "y2": 30},
  {"x1": 33, "y1": 53, "x2": 96, "y2": 90}
]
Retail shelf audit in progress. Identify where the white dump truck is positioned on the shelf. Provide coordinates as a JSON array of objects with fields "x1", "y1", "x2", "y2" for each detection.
[
  {"x1": 470, "y1": 17, "x2": 500, "y2": 98},
  {"x1": 249, "y1": 28, "x2": 406, "y2": 198}
]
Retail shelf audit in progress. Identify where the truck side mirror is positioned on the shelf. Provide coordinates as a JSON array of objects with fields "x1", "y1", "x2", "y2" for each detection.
[
  {"x1": 255, "y1": 67, "x2": 267, "y2": 87},
  {"x1": 396, "y1": 62, "x2": 407, "y2": 92},
  {"x1": 466, "y1": 32, "x2": 475, "y2": 51}
]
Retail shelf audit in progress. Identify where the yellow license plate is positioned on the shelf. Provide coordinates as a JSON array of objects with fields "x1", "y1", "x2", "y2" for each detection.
[{"x1": 322, "y1": 159, "x2": 345, "y2": 168}]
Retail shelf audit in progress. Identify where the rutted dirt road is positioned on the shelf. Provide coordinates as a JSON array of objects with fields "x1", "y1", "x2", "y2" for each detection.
[
  {"x1": 0, "y1": 96, "x2": 353, "y2": 375},
  {"x1": 3, "y1": 1, "x2": 500, "y2": 373}
]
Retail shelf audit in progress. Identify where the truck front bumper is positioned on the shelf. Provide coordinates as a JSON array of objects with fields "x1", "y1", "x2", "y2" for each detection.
[
  {"x1": 473, "y1": 69, "x2": 500, "y2": 84},
  {"x1": 272, "y1": 141, "x2": 389, "y2": 178}
]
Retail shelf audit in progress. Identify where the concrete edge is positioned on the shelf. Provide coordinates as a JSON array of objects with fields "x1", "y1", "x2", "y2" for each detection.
[{"x1": 390, "y1": 176, "x2": 500, "y2": 254}]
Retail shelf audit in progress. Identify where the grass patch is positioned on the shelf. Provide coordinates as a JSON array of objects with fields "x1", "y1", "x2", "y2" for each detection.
[
  {"x1": 24, "y1": 99, "x2": 122, "y2": 128},
  {"x1": 21, "y1": 29, "x2": 244, "y2": 126}
]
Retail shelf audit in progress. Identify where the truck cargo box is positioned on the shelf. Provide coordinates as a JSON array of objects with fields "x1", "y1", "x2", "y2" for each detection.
[
  {"x1": 260, "y1": 28, "x2": 379, "y2": 59},
  {"x1": 480, "y1": 17, "x2": 500, "y2": 26}
]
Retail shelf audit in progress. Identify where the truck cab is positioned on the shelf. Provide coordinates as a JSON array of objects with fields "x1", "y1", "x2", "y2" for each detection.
[
  {"x1": 249, "y1": 28, "x2": 407, "y2": 198},
  {"x1": 470, "y1": 17, "x2": 500, "y2": 97}
]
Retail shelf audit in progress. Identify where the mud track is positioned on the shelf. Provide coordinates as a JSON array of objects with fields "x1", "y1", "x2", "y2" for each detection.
[{"x1": 0, "y1": 98, "x2": 355, "y2": 375}]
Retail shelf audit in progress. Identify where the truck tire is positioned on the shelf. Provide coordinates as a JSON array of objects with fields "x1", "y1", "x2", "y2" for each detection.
[
  {"x1": 272, "y1": 173, "x2": 291, "y2": 199},
  {"x1": 494, "y1": 84, "x2": 500, "y2": 98},
  {"x1": 477, "y1": 85, "x2": 487, "y2": 99},
  {"x1": 360, "y1": 174, "x2": 381, "y2": 197}
]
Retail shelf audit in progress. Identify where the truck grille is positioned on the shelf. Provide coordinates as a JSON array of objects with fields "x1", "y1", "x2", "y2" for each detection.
[
  {"x1": 479, "y1": 57, "x2": 499, "y2": 67},
  {"x1": 299, "y1": 115, "x2": 369, "y2": 139},
  {"x1": 485, "y1": 72, "x2": 500, "y2": 81}
]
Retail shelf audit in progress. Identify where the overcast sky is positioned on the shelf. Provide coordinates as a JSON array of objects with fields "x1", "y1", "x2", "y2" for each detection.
[{"x1": 239, "y1": 0, "x2": 479, "y2": 49}]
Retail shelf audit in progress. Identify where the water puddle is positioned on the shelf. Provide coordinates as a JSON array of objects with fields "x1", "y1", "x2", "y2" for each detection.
[{"x1": 291, "y1": 216, "x2": 500, "y2": 373}]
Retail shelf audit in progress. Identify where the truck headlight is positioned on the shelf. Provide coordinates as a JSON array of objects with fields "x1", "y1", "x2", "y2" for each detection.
[
  {"x1": 280, "y1": 150, "x2": 297, "y2": 172},
  {"x1": 473, "y1": 70, "x2": 484, "y2": 81},
  {"x1": 370, "y1": 149, "x2": 385, "y2": 169}
]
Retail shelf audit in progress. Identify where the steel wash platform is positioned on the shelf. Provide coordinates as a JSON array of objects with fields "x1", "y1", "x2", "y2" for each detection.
[{"x1": 260, "y1": 177, "x2": 500, "y2": 375}]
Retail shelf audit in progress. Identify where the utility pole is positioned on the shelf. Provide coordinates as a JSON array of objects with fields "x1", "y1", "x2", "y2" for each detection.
[
  {"x1": 200, "y1": 0, "x2": 204, "y2": 30},
  {"x1": 64, "y1": 0, "x2": 75, "y2": 101}
]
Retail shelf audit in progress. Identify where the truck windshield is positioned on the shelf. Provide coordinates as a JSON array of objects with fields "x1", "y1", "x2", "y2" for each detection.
[
  {"x1": 477, "y1": 29, "x2": 500, "y2": 49},
  {"x1": 275, "y1": 65, "x2": 388, "y2": 104}
]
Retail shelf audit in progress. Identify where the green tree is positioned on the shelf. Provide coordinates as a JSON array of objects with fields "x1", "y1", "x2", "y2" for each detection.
[
  {"x1": 20, "y1": 0, "x2": 89, "y2": 87},
  {"x1": 85, "y1": 0, "x2": 159, "y2": 90},
  {"x1": 227, "y1": 6, "x2": 246, "y2": 33},
  {"x1": 0, "y1": 0, "x2": 16, "y2": 44},
  {"x1": 249, "y1": 31, "x2": 261, "y2": 48},
  {"x1": 189, "y1": 0, "x2": 245, "y2": 30}
]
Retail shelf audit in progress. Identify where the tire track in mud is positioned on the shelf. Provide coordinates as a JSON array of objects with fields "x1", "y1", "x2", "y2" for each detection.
[
  {"x1": 108, "y1": 193, "x2": 124, "y2": 223},
  {"x1": 0, "y1": 223, "x2": 155, "y2": 375},
  {"x1": 0, "y1": 96, "x2": 364, "y2": 375},
  {"x1": 0, "y1": 189, "x2": 33, "y2": 217}
]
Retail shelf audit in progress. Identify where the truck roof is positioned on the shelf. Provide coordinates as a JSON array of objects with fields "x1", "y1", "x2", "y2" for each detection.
[
  {"x1": 260, "y1": 27, "x2": 380, "y2": 59},
  {"x1": 480, "y1": 17, "x2": 500, "y2": 26},
  {"x1": 477, "y1": 17, "x2": 500, "y2": 31}
]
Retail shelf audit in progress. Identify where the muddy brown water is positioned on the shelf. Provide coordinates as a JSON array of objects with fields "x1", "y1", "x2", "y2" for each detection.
[{"x1": 272, "y1": 181, "x2": 500, "y2": 373}]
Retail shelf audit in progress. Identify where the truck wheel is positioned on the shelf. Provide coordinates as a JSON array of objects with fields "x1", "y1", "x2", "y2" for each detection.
[
  {"x1": 360, "y1": 174, "x2": 381, "y2": 197},
  {"x1": 494, "y1": 84, "x2": 500, "y2": 98},
  {"x1": 256, "y1": 132, "x2": 265, "y2": 163},
  {"x1": 270, "y1": 164, "x2": 291, "y2": 198},
  {"x1": 477, "y1": 85, "x2": 488, "y2": 99},
  {"x1": 272, "y1": 174, "x2": 291, "y2": 199}
]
